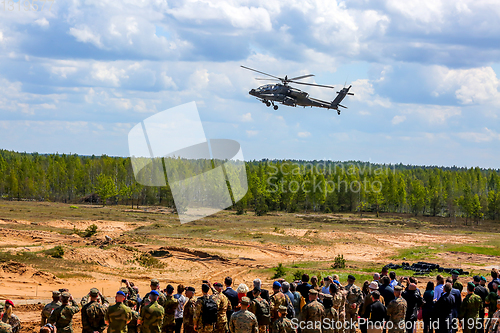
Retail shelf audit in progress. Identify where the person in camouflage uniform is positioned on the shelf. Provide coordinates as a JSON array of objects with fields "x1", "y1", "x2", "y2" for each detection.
[
  {"x1": 41, "y1": 291, "x2": 61, "y2": 326},
  {"x1": 330, "y1": 282, "x2": 346, "y2": 333},
  {"x1": 183, "y1": 287, "x2": 197, "y2": 333},
  {"x1": 487, "y1": 300, "x2": 500, "y2": 333},
  {"x1": 82, "y1": 288, "x2": 108, "y2": 333},
  {"x1": 229, "y1": 297, "x2": 258, "y2": 333},
  {"x1": 48, "y1": 292, "x2": 80, "y2": 333},
  {"x1": 272, "y1": 306, "x2": 296, "y2": 333},
  {"x1": 451, "y1": 271, "x2": 464, "y2": 293},
  {"x1": 138, "y1": 290, "x2": 164, "y2": 333},
  {"x1": 345, "y1": 275, "x2": 363, "y2": 333},
  {"x1": 322, "y1": 294, "x2": 338, "y2": 333},
  {"x1": 194, "y1": 284, "x2": 217, "y2": 333},
  {"x1": 162, "y1": 285, "x2": 179, "y2": 333},
  {"x1": 125, "y1": 298, "x2": 140, "y2": 333},
  {"x1": 81, "y1": 288, "x2": 110, "y2": 307},
  {"x1": 299, "y1": 289, "x2": 325, "y2": 333},
  {"x1": 386, "y1": 286, "x2": 407, "y2": 333},
  {"x1": 0, "y1": 307, "x2": 11, "y2": 333},
  {"x1": 142, "y1": 279, "x2": 167, "y2": 308},
  {"x1": 1, "y1": 301, "x2": 20, "y2": 333},
  {"x1": 270, "y1": 281, "x2": 291, "y2": 324},
  {"x1": 211, "y1": 282, "x2": 230, "y2": 333},
  {"x1": 105, "y1": 291, "x2": 133, "y2": 333},
  {"x1": 460, "y1": 283, "x2": 484, "y2": 333},
  {"x1": 0, "y1": 322, "x2": 11, "y2": 333},
  {"x1": 0, "y1": 304, "x2": 10, "y2": 333},
  {"x1": 248, "y1": 288, "x2": 269, "y2": 333}
]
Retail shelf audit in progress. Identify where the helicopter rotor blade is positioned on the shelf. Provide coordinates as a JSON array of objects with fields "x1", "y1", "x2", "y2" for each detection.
[
  {"x1": 290, "y1": 81, "x2": 335, "y2": 89},
  {"x1": 289, "y1": 74, "x2": 315, "y2": 81},
  {"x1": 255, "y1": 78, "x2": 281, "y2": 81},
  {"x1": 348, "y1": 93, "x2": 354, "y2": 95},
  {"x1": 241, "y1": 66, "x2": 282, "y2": 80},
  {"x1": 339, "y1": 104, "x2": 348, "y2": 109}
]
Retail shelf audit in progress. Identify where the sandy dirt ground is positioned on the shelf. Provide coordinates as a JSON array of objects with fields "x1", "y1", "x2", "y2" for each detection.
[{"x1": 0, "y1": 215, "x2": 497, "y2": 333}]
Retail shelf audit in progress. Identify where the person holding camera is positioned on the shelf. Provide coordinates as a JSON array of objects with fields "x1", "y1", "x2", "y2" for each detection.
[
  {"x1": 81, "y1": 288, "x2": 108, "y2": 333},
  {"x1": 48, "y1": 292, "x2": 80, "y2": 333}
]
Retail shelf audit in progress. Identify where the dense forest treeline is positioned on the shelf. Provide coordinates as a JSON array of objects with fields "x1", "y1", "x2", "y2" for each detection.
[{"x1": 1, "y1": 149, "x2": 500, "y2": 223}]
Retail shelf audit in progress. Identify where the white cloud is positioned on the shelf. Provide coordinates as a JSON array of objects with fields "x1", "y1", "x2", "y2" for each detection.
[
  {"x1": 91, "y1": 63, "x2": 128, "y2": 87},
  {"x1": 433, "y1": 66, "x2": 500, "y2": 105},
  {"x1": 241, "y1": 112, "x2": 253, "y2": 122},
  {"x1": 398, "y1": 104, "x2": 462, "y2": 124},
  {"x1": 50, "y1": 65, "x2": 78, "y2": 79},
  {"x1": 391, "y1": 115, "x2": 406, "y2": 125},
  {"x1": 160, "y1": 72, "x2": 177, "y2": 90},
  {"x1": 69, "y1": 26, "x2": 103, "y2": 48},
  {"x1": 351, "y1": 79, "x2": 392, "y2": 108},
  {"x1": 0, "y1": 31, "x2": 4, "y2": 43},
  {"x1": 166, "y1": 1, "x2": 273, "y2": 31},
  {"x1": 246, "y1": 130, "x2": 259, "y2": 137},
  {"x1": 34, "y1": 18, "x2": 50, "y2": 28},
  {"x1": 298, "y1": 131, "x2": 311, "y2": 138},
  {"x1": 456, "y1": 128, "x2": 500, "y2": 143}
]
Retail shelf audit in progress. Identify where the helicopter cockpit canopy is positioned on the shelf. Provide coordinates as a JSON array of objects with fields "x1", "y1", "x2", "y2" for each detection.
[{"x1": 256, "y1": 84, "x2": 275, "y2": 92}]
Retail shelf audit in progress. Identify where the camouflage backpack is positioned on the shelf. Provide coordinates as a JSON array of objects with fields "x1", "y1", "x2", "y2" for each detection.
[{"x1": 254, "y1": 298, "x2": 271, "y2": 325}]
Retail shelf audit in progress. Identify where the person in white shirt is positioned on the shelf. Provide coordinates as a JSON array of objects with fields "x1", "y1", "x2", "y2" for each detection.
[
  {"x1": 389, "y1": 271, "x2": 398, "y2": 289},
  {"x1": 433, "y1": 274, "x2": 445, "y2": 301},
  {"x1": 173, "y1": 284, "x2": 187, "y2": 333},
  {"x1": 322, "y1": 276, "x2": 332, "y2": 295}
]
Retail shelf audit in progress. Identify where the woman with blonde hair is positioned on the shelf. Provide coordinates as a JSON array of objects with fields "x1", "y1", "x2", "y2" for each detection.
[{"x1": 236, "y1": 283, "x2": 250, "y2": 302}]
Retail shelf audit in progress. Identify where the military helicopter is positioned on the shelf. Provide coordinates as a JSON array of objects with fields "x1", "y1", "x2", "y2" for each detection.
[{"x1": 242, "y1": 66, "x2": 354, "y2": 115}]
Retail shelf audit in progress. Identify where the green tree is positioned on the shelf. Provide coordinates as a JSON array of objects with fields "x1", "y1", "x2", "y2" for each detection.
[{"x1": 95, "y1": 173, "x2": 117, "y2": 206}]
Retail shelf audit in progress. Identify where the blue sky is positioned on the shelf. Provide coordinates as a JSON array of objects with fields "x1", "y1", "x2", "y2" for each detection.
[{"x1": 1, "y1": 0, "x2": 500, "y2": 168}]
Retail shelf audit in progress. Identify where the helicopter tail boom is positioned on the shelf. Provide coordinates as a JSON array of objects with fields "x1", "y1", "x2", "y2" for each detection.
[{"x1": 331, "y1": 85, "x2": 353, "y2": 109}]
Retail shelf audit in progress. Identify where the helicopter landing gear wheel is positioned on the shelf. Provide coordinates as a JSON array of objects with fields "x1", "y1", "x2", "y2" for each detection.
[
  {"x1": 337, "y1": 110, "x2": 341, "y2": 115},
  {"x1": 274, "y1": 105, "x2": 278, "y2": 110},
  {"x1": 266, "y1": 101, "x2": 271, "y2": 107}
]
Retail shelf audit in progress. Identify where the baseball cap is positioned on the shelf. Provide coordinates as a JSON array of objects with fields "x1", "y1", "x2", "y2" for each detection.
[
  {"x1": 309, "y1": 289, "x2": 318, "y2": 295},
  {"x1": 90, "y1": 288, "x2": 99, "y2": 296},
  {"x1": 52, "y1": 290, "x2": 61, "y2": 297},
  {"x1": 151, "y1": 278, "x2": 160, "y2": 286},
  {"x1": 241, "y1": 297, "x2": 251, "y2": 305},
  {"x1": 61, "y1": 292, "x2": 71, "y2": 298}
]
